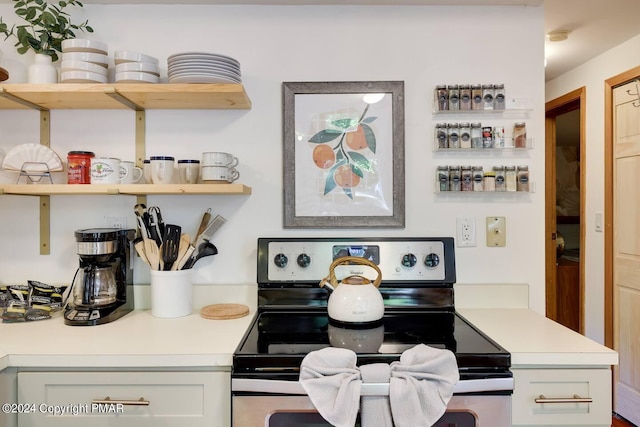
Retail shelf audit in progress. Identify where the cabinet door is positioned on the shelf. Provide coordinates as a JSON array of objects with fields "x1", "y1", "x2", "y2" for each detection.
[
  {"x1": 17, "y1": 370, "x2": 229, "y2": 427},
  {"x1": 512, "y1": 368, "x2": 611, "y2": 426}
]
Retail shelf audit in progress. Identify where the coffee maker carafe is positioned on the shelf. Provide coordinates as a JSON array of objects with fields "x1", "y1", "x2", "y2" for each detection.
[{"x1": 64, "y1": 228, "x2": 135, "y2": 326}]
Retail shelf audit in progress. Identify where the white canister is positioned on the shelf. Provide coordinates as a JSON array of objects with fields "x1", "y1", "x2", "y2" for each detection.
[
  {"x1": 150, "y1": 269, "x2": 192, "y2": 318},
  {"x1": 90, "y1": 157, "x2": 122, "y2": 184},
  {"x1": 201, "y1": 165, "x2": 240, "y2": 183},
  {"x1": 150, "y1": 156, "x2": 175, "y2": 184},
  {"x1": 202, "y1": 152, "x2": 239, "y2": 167},
  {"x1": 177, "y1": 159, "x2": 200, "y2": 184},
  {"x1": 119, "y1": 161, "x2": 144, "y2": 184}
]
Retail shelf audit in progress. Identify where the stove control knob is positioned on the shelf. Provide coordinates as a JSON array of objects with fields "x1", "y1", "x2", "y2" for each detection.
[
  {"x1": 401, "y1": 253, "x2": 417, "y2": 268},
  {"x1": 297, "y1": 253, "x2": 311, "y2": 268},
  {"x1": 424, "y1": 253, "x2": 440, "y2": 268},
  {"x1": 273, "y1": 253, "x2": 288, "y2": 268}
]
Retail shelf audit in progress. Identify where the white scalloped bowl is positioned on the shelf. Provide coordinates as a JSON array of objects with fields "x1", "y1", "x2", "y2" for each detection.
[
  {"x1": 60, "y1": 70, "x2": 108, "y2": 83},
  {"x1": 115, "y1": 71, "x2": 159, "y2": 84},
  {"x1": 114, "y1": 50, "x2": 159, "y2": 66},
  {"x1": 60, "y1": 60, "x2": 109, "y2": 76},
  {"x1": 61, "y1": 52, "x2": 109, "y2": 68},
  {"x1": 61, "y1": 39, "x2": 108, "y2": 55},
  {"x1": 115, "y1": 61, "x2": 160, "y2": 76}
]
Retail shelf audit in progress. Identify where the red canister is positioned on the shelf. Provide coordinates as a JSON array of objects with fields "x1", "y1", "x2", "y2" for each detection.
[{"x1": 67, "y1": 151, "x2": 95, "y2": 184}]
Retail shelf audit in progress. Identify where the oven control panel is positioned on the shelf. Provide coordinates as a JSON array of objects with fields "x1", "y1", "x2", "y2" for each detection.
[{"x1": 260, "y1": 238, "x2": 454, "y2": 283}]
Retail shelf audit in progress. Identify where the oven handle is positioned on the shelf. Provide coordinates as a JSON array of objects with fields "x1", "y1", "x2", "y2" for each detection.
[{"x1": 232, "y1": 377, "x2": 514, "y2": 395}]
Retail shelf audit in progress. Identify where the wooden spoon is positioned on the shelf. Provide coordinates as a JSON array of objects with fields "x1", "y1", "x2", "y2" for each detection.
[
  {"x1": 144, "y1": 238, "x2": 160, "y2": 270},
  {"x1": 171, "y1": 233, "x2": 191, "y2": 271}
]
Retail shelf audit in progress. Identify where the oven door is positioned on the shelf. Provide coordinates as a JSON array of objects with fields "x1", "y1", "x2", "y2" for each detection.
[{"x1": 232, "y1": 379, "x2": 512, "y2": 427}]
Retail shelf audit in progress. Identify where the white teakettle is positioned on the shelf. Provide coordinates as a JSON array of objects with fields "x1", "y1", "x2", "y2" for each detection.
[{"x1": 319, "y1": 256, "x2": 384, "y2": 324}]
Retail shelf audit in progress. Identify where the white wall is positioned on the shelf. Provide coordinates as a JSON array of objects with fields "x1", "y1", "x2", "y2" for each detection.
[
  {"x1": 546, "y1": 33, "x2": 640, "y2": 343},
  {"x1": 0, "y1": 5, "x2": 546, "y2": 310}
]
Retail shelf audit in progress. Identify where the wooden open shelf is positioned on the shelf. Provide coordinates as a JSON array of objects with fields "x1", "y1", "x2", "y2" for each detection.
[
  {"x1": 0, "y1": 183, "x2": 252, "y2": 196},
  {"x1": 0, "y1": 83, "x2": 252, "y2": 110}
]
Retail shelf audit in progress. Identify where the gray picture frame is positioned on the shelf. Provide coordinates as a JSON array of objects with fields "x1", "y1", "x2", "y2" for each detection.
[{"x1": 283, "y1": 81, "x2": 405, "y2": 228}]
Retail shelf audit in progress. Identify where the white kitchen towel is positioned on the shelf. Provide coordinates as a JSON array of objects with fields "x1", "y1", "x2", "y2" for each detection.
[
  {"x1": 360, "y1": 363, "x2": 393, "y2": 427},
  {"x1": 389, "y1": 344, "x2": 459, "y2": 427},
  {"x1": 299, "y1": 347, "x2": 361, "y2": 427},
  {"x1": 300, "y1": 344, "x2": 459, "y2": 427}
]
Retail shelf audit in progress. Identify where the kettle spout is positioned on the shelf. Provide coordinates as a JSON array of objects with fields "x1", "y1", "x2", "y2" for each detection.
[{"x1": 319, "y1": 277, "x2": 334, "y2": 293}]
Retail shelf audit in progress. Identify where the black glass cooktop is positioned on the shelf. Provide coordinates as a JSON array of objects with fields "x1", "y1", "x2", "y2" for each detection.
[{"x1": 233, "y1": 310, "x2": 510, "y2": 381}]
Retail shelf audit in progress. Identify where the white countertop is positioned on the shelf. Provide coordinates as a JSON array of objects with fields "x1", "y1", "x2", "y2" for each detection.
[
  {"x1": 0, "y1": 307, "x2": 617, "y2": 370},
  {"x1": 458, "y1": 308, "x2": 618, "y2": 367}
]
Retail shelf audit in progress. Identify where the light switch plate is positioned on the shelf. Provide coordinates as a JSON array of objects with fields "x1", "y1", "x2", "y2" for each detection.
[{"x1": 486, "y1": 216, "x2": 506, "y2": 247}]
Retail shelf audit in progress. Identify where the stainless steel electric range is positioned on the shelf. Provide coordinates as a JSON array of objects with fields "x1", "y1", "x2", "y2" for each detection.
[{"x1": 232, "y1": 237, "x2": 513, "y2": 426}]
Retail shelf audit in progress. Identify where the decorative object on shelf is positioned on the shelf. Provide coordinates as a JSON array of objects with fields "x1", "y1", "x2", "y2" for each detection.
[
  {"x1": 283, "y1": 81, "x2": 405, "y2": 228},
  {"x1": 60, "y1": 39, "x2": 108, "y2": 83},
  {"x1": 115, "y1": 50, "x2": 160, "y2": 84},
  {"x1": 2, "y1": 143, "x2": 63, "y2": 172},
  {"x1": 28, "y1": 53, "x2": 58, "y2": 83}
]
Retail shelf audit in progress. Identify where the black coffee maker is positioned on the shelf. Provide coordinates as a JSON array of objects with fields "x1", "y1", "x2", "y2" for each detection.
[{"x1": 64, "y1": 228, "x2": 136, "y2": 326}]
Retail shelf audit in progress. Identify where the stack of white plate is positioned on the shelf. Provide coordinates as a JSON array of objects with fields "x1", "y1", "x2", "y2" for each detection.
[
  {"x1": 60, "y1": 39, "x2": 109, "y2": 83},
  {"x1": 114, "y1": 50, "x2": 160, "y2": 84},
  {"x1": 167, "y1": 52, "x2": 241, "y2": 84}
]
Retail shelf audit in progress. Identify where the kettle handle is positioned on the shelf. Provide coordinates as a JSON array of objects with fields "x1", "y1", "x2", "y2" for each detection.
[{"x1": 320, "y1": 256, "x2": 382, "y2": 289}]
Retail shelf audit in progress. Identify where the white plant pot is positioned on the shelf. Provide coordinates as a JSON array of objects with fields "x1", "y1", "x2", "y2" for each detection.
[{"x1": 28, "y1": 54, "x2": 58, "y2": 83}]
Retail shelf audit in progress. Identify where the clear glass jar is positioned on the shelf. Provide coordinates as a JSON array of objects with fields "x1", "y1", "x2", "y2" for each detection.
[
  {"x1": 494, "y1": 83, "x2": 505, "y2": 110},
  {"x1": 472, "y1": 166, "x2": 484, "y2": 191},
  {"x1": 493, "y1": 165, "x2": 506, "y2": 191},
  {"x1": 461, "y1": 165, "x2": 473, "y2": 191},
  {"x1": 517, "y1": 165, "x2": 530, "y2": 192},
  {"x1": 437, "y1": 165, "x2": 449, "y2": 191},
  {"x1": 482, "y1": 126, "x2": 493, "y2": 148},
  {"x1": 435, "y1": 123, "x2": 448, "y2": 149},
  {"x1": 505, "y1": 165, "x2": 517, "y2": 191},
  {"x1": 448, "y1": 84, "x2": 460, "y2": 111},
  {"x1": 435, "y1": 85, "x2": 448, "y2": 111},
  {"x1": 459, "y1": 84, "x2": 471, "y2": 110},
  {"x1": 459, "y1": 122, "x2": 471, "y2": 149},
  {"x1": 471, "y1": 122, "x2": 482, "y2": 148},
  {"x1": 447, "y1": 123, "x2": 460, "y2": 149},
  {"x1": 482, "y1": 84, "x2": 494, "y2": 110},
  {"x1": 471, "y1": 84, "x2": 483, "y2": 110},
  {"x1": 483, "y1": 171, "x2": 496, "y2": 191},
  {"x1": 513, "y1": 122, "x2": 527, "y2": 148},
  {"x1": 449, "y1": 165, "x2": 461, "y2": 191}
]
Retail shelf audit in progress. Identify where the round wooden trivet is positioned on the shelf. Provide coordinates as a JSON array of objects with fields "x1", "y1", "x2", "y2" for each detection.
[{"x1": 200, "y1": 303, "x2": 249, "y2": 320}]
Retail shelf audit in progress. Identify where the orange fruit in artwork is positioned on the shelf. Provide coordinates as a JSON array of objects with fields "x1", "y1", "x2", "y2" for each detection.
[
  {"x1": 346, "y1": 125, "x2": 368, "y2": 150},
  {"x1": 312, "y1": 144, "x2": 336, "y2": 169},
  {"x1": 334, "y1": 164, "x2": 361, "y2": 188}
]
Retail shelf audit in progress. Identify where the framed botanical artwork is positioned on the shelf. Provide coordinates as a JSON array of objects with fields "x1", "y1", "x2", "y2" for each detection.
[{"x1": 283, "y1": 81, "x2": 405, "y2": 228}]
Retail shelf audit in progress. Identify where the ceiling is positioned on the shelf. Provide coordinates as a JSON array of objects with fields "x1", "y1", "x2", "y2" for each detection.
[{"x1": 544, "y1": 0, "x2": 640, "y2": 81}]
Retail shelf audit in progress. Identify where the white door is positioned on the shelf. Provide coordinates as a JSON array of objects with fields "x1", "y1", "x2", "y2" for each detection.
[{"x1": 613, "y1": 80, "x2": 640, "y2": 424}]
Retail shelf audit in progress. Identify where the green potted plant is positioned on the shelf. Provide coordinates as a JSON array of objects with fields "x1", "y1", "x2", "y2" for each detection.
[{"x1": 0, "y1": 0, "x2": 93, "y2": 82}]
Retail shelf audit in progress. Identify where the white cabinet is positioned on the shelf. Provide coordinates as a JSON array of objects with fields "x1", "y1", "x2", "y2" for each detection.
[
  {"x1": 512, "y1": 368, "x2": 612, "y2": 427},
  {"x1": 1, "y1": 367, "x2": 18, "y2": 427},
  {"x1": 17, "y1": 370, "x2": 230, "y2": 427}
]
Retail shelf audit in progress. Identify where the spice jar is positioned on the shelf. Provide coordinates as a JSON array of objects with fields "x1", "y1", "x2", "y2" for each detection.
[
  {"x1": 459, "y1": 84, "x2": 472, "y2": 110},
  {"x1": 459, "y1": 122, "x2": 471, "y2": 149},
  {"x1": 513, "y1": 122, "x2": 527, "y2": 148},
  {"x1": 482, "y1": 126, "x2": 493, "y2": 148},
  {"x1": 448, "y1": 84, "x2": 460, "y2": 111},
  {"x1": 471, "y1": 122, "x2": 482, "y2": 148},
  {"x1": 472, "y1": 166, "x2": 484, "y2": 191},
  {"x1": 436, "y1": 123, "x2": 448, "y2": 149},
  {"x1": 494, "y1": 83, "x2": 506, "y2": 110},
  {"x1": 67, "y1": 151, "x2": 95, "y2": 184},
  {"x1": 517, "y1": 165, "x2": 530, "y2": 192},
  {"x1": 461, "y1": 165, "x2": 473, "y2": 191},
  {"x1": 483, "y1": 171, "x2": 496, "y2": 192},
  {"x1": 435, "y1": 85, "x2": 448, "y2": 111},
  {"x1": 471, "y1": 84, "x2": 483, "y2": 110},
  {"x1": 449, "y1": 165, "x2": 461, "y2": 191},
  {"x1": 482, "y1": 84, "x2": 494, "y2": 110},
  {"x1": 437, "y1": 166, "x2": 449, "y2": 192},
  {"x1": 505, "y1": 165, "x2": 517, "y2": 191},
  {"x1": 493, "y1": 125, "x2": 505, "y2": 148},
  {"x1": 447, "y1": 123, "x2": 460, "y2": 149},
  {"x1": 493, "y1": 165, "x2": 506, "y2": 191}
]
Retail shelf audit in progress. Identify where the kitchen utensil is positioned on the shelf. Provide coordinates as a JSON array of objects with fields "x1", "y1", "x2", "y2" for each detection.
[
  {"x1": 183, "y1": 240, "x2": 218, "y2": 269},
  {"x1": 144, "y1": 238, "x2": 160, "y2": 270},
  {"x1": 319, "y1": 256, "x2": 384, "y2": 324},
  {"x1": 193, "y1": 214, "x2": 226, "y2": 250},
  {"x1": 133, "y1": 238, "x2": 149, "y2": 265},
  {"x1": 194, "y1": 208, "x2": 212, "y2": 243},
  {"x1": 171, "y1": 233, "x2": 191, "y2": 271},
  {"x1": 176, "y1": 244, "x2": 195, "y2": 270},
  {"x1": 148, "y1": 206, "x2": 165, "y2": 246},
  {"x1": 161, "y1": 224, "x2": 182, "y2": 271}
]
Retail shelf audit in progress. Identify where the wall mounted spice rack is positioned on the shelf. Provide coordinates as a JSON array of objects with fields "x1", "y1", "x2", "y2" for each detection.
[{"x1": 0, "y1": 83, "x2": 252, "y2": 254}]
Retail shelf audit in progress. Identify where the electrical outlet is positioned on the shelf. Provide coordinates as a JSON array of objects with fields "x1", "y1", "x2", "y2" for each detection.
[
  {"x1": 456, "y1": 217, "x2": 476, "y2": 247},
  {"x1": 486, "y1": 216, "x2": 506, "y2": 247},
  {"x1": 106, "y1": 216, "x2": 127, "y2": 229}
]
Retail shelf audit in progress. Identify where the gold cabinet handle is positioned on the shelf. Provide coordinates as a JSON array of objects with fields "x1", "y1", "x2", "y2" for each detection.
[
  {"x1": 535, "y1": 394, "x2": 593, "y2": 404},
  {"x1": 91, "y1": 397, "x2": 150, "y2": 406}
]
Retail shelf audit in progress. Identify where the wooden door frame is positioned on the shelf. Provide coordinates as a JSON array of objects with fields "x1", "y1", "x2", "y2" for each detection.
[
  {"x1": 545, "y1": 87, "x2": 586, "y2": 332},
  {"x1": 604, "y1": 65, "x2": 640, "y2": 349}
]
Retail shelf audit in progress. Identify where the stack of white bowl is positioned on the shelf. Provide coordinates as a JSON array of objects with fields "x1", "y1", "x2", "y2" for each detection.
[
  {"x1": 60, "y1": 39, "x2": 109, "y2": 83},
  {"x1": 114, "y1": 51, "x2": 160, "y2": 84}
]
